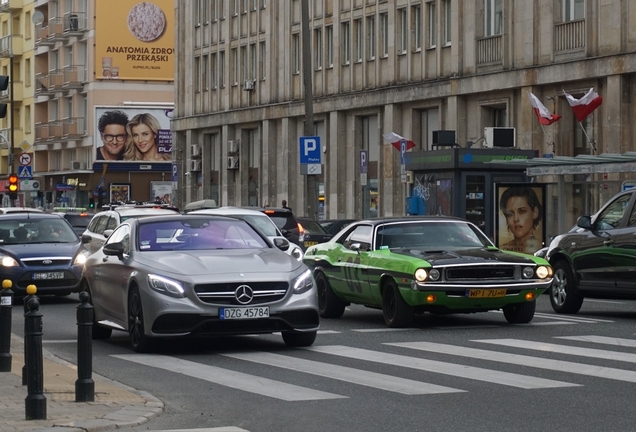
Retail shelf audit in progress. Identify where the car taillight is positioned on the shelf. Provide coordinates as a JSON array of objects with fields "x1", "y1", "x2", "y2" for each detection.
[
  {"x1": 264, "y1": 210, "x2": 275, "y2": 214},
  {"x1": 298, "y1": 223, "x2": 306, "y2": 241}
]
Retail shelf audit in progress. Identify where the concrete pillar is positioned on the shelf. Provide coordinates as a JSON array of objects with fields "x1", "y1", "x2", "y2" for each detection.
[{"x1": 382, "y1": 104, "x2": 402, "y2": 217}]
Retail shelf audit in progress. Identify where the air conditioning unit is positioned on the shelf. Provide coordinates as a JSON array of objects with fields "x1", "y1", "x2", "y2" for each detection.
[
  {"x1": 243, "y1": 80, "x2": 255, "y2": 91},
  {"x1": 228, "y1": 139, "x2": 240, "y2": 153},
  {"x1": 71, "y1": 161, "x2": 85, "y2": 170},
  {"x1": 190, "y1": 144, "x2": 201, "y2": 157},
  {"x1": 190, "y1": 159, "x2": 202, "y2": 172},
  {"x1": 484, "y1": 127, "x2": 516, "y2": 148},
  {"x1": 227, "y1": 156, "x2": 239, "y2": 170}
]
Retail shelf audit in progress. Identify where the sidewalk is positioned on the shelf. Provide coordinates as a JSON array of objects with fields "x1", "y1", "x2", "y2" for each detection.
[{"x1": 0, "y1": 333, "x2": 163, "y2": 431}]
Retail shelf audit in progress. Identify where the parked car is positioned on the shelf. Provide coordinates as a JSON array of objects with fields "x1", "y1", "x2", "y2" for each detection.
[
  {"x1": 320, "y1": 218, "x2": 358, "y2": 236},
  {"x1": 81, "y1": 214, "x2": 319, "y2": 352},
  {"x1": 545, "y1": 188, "x2": 636, "y2": 314},
  {"x1": 0, "y1": 213, "x2": 88, "y2": 296},
  {"x1": 296, "y1": 217, "x2": 333, "y2": 250},
  {"x1": 260, "y1": 207, "x2": 302, "y2": 246},
  {"x1": 55, "y1": 211, "x2": 94, "y2": 236},
  {"x1": 81, "y1": 204, "x2": 179, "y2": 255},
  {"x1": 189, "y1": 207, "x2": 304, "y2": 260},
  {"x1": 303, "y1": 216, "x2": 553, "y2": 327}
]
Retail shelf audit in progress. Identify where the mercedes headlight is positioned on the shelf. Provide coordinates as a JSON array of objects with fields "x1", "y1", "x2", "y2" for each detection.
[
  {"x1": 293, "y1": 269, "x2": 314, "y2": 294},
  {"x1": 148, "y1": 274, "x2": 185, "y2": 298},
  {"x1": 0, "y1": 254, "x2": 18, "y2": 267}
]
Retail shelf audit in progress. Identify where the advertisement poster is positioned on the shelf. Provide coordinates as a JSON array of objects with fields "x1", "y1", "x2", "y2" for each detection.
[
  {"x1": 495, "y1": 183, "x2": 546, "y2": 255},
  {"x1": 150, "y1": 181, "x2": 172, "y2": 204},
  {"x1": 110, "y1": 183, "x2": 131, "y2": 204},
  {"x1": 95, "y1": 0, "x2": 174, "y2": 81},
  {"x1": 95, "y1": 106, "x2": 173, "y2": 162}
]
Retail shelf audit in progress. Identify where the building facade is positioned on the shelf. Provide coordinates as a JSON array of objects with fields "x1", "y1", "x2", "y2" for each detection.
[{"x1": 1, "y1": 0, "x2": 176, "y2": 209}]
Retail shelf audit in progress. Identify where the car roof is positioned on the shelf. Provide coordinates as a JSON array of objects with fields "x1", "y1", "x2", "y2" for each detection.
[
  {"x1": 133, "y1": 214, "x2": 245, "y2": 225},
  {"x1": 107, "y1": 207, "x2": 179, "y2": 217},
  {"x1": 352, "y1": 216, "x2": 470, "y2": 227},
  {"x1": 0, "y1": 212, "x2": 63, "y2": 220},
  {"x1": 190, "y1": 207, "x2": 271, "y2": 217},
  {"x1": 0, "y1": 207, "x2": 44, "y2": 214}
]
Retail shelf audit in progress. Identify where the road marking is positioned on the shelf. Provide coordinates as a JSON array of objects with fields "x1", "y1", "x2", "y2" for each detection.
[
  {"x1": 317, "y1": 330, "x2": 341, "y2": 334},
  {"x1": 532, "y1": 312, "x2": 614, "y2": 323},
  {"x1": 113, "y1": 354, "x2": 345, "y2": 401},
  {"x1": 474, "y1": 339, "x2": 636, "y2": 363},
  {"x1": 351, "y1": 328, "x2": 417, "y2": 333},
  {"x1": 556, "y1": 335, "x2": 636, "y2": 348},
  {"x1": 431, "y1": 325, "x2": 500, "y2": 330},
  {"x1": 306, "y1": 345, "x2": 575, "y2": 389},
  {"x1": 222, "y1": 351, "x2": 463, "y2": 395},
  {"x1": 527, "y1": 321, "x2": 576, "y2": 326},
  {"x1": 389, "y1": 341, "x2": 636, "y2": 384}
]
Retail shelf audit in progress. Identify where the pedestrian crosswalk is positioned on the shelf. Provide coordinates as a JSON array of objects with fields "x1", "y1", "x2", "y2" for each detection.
[{"x1": 113, "y1": 334, "x2": 636, "y2": 401}]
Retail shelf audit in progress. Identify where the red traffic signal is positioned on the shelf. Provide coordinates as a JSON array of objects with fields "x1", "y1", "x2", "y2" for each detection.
[{"x1": 8, "y1": 174, "x2": 18, "y2": 193}]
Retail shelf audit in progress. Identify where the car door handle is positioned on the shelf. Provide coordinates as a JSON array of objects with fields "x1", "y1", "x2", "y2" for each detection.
[
  {"x1": 604, "y1": 239, "x2": 614, "y2": 246},
  {"x1": 337, "y1": 257, "x2": 342, "y2": 262}
]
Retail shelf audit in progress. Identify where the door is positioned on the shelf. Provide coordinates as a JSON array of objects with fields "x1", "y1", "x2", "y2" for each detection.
[
  {"x1": 331, "y1": 224, "x2": 373, "y2": 301},
  {"x1": 611, "y1": 192, "x2": 636, "y2": 292}
]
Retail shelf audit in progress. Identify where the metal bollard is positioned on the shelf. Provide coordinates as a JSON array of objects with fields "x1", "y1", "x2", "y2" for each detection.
[
  {"x1": 22, "y1": 284, "x2": 38, "y2": 386},
  {"x1": 75, "y1": 291, "x2": 94, "y2": 402},
  {"x1": 25, "y1": 296, "x2": 46, "y2": 420},
  {"x1": 0, "y1": 279, "x2": 13, "y2": 372}
]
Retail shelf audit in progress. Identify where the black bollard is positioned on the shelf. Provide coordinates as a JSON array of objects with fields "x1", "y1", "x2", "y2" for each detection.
[
  {"x1": 22, "y1": 284, "x2": 38, "y2": 386},
  {"x1": 75, "y1": 291, "x2": 94, "y2": 402},
  {"x1": 25, "y1": 296, "x2": 46, "y2": 420},
  {"x1": 0, "y1": 279, "x2": 13, "y2": 372}
]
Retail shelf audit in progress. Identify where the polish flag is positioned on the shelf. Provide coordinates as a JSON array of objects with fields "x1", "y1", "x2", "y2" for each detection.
[
  {"x1": 382, "y1": 132, "x2": 416, "y2": 151},
  {"x1": 529, "y1": 93, "x2": 561, "y2": 125},
  {"x1": 564, "y1": 88, "x2": 603, "y2": 122}
]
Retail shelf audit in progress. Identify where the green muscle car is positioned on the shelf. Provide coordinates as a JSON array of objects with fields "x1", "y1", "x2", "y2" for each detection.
[{"x1": 303, "y1": 217, "x2": 553, "y2": 327}]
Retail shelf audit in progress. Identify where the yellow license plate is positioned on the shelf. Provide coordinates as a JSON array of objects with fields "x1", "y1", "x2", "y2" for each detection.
[
  {"x1": 467, "y1": 289, "x2": 507, "y2": 298},
  {"x1": 304, "y1": 241, "x2": 318, "y2": 247}
]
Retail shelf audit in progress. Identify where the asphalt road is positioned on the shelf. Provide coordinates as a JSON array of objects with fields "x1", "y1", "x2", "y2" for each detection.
[{"x1": 11, "y1": 293, "x2": 636, "y2": 432}]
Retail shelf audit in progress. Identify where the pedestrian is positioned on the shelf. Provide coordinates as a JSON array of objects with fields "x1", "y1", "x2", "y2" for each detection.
[{"x1": 282, "y1": 200, "x2": 292, "y2": 212}]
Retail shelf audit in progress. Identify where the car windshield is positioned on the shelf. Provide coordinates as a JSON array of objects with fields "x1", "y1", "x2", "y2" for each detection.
[
  {"x1": 375, "y1": 221, "x2": 493, "y2": 250},
  {"x1": 299, "y1": 219, "x2": 328, "y2": 234},
  {"x1": 138, "y1": 218, "x2": 270, "y2": 251},
  {"x1": 0, "y1": 218, "x2": 79, "y2": 245}
]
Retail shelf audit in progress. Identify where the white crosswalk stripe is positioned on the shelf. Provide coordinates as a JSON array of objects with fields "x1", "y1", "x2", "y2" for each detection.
[
  {"x1": 555, "y1": 335, "x2": 636, "y2": 348},
  {"x1": 306, "y1": 345, "x2": 576, "y2": 389},
  {"x1": 222, "y1": 351, "x2": 464, "y2": 395}
]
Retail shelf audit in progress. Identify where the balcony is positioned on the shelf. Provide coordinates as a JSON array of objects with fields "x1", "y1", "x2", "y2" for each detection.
[
  {"x1": 35, "y1": 70, "x2": 64, "y2": 97},
  {"x1": 62, "y1": 117, "x2": 85, "y2": 138},
  {"x1": 48, "y1": 18, "x2": 65, "y2": 41},
  {"x1": 0, "y1": 34, "x2": 23, "y2": 57},
  {"x1": 48, "y1": 120, "x2": 63, "y2": 140},
  {"x1": 63, "y1": 12, "x2": 87, "y2": 35},
  {"x1": 477, "y1": 34, "x2": 502, "y2": 65},
  {"x1": 35, "y1": 23, "x2": 54, "y2": 47},
  {"x1": 554, "y1": 19, "x2": 586, "y2": 52},
  {"x1": 0, "y1": 0, "x2": 22, "y2": 12},
  {"x1": 35, "y1": 123, "x2": 49, "y2": 142},
  {"x1": 62, "y1": 65, "x2": 86, "y2": 89}
]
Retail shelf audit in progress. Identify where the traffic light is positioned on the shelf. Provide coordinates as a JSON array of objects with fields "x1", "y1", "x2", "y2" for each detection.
[
  {"x1": 8, "y1": 173, "x2": 18, "y2": 200},
  {"x1": 0, "y1": 75, "x2": 8, "y2": 119},
  {"x1": 88, "y1": 198, "x2": 95, "y2": 209}
]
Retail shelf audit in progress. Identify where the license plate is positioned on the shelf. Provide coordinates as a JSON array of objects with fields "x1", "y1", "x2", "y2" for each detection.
[
  {"x1": 33, "y1": 272, "x2": 64, "y2": 280},
  {"x1": 467, "y1": 289, "x2": 506, "y2": 298},
  {"x1": 219, "y1": 306, "x2": 269, "y2": 320},
  {"x1": 304, "y1": 241, "x2": 318, "y2": 247}
]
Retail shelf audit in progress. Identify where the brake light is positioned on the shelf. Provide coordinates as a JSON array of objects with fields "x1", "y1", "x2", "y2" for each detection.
[
  {"x1": 298, "y1": 223, "x2": 306, "y2": 242},
  {"x1": 79, "y1": 213, "x2": 89, "y2": 216},
  {"x1": 264, "y1": 210, "x2": 275, "y2": 214}
]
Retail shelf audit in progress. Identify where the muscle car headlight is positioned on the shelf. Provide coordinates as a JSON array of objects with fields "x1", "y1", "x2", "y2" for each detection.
[
  {"x1": 293, "y1": 269, "x2": 314, "y2": 294},
  {"x1": 414, "y1": 268, "x2": 428, "y2": 282},
  {"x1": 428, "y1": 269, "x2": 440, "y2": 281},
  {"x1": 73, "y1": 250, "x2": 89, "y2": 265},
  {"x1": 535, "y1": 266, "x2": 550, "y2": 279},
  {"x1": 148, "y1": 274, "x2": 185, "y2": 298},
  {"x1": 0, "y1": 255, "x2": 18, "y2": 267},
  {"x1": 522, "y1": 267, "x2": 534, "y2": 279}
]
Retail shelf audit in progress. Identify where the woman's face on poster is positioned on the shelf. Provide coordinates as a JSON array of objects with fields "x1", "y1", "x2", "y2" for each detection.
[
  {"x1": 131, "y1": 123, "x2": 156, "y2": 154},
  {"x1": 503, "y1": 195, "x2": 539, "y2": 239}
]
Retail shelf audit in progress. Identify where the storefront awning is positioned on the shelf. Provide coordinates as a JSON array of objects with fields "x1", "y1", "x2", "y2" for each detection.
[{"x1": 486, "y1": 152, "x2": 636, "y2": 176}]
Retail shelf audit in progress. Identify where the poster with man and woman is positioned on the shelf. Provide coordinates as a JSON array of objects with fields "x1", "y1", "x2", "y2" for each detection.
[
  {"x1": 94, "y1": 106, "x2": 173, "y2": 162},
  {"x1": 495, "y1": 183, "x2": 546, "y2": 255}
]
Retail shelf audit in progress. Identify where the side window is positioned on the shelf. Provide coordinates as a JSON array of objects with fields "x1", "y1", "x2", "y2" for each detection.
[
  {"x1": 86, "y1": 215, "x2": 99, "y2": 232},
  {"x1": 343, "y1": 225, "x2": 373, "y2": 250},
  {"x1": 106, "y1": 216, "x2": 119, "y2": 230},
  {"x1": 628, "y1": 199, "x2": 636, "y2": 227},
  {"x1": 105, "y1": 224, "x2": 131, "y2": 254},
  {"x1": 596, "y1": 194, "x2": 632, "y2": 230},
  {"x1": 94, "y1": 216, "x2": 109, "y2": 234}
]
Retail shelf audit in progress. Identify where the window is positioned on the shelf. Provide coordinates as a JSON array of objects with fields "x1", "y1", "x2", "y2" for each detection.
[
  {"x1": 367, "y1": 15, "x2": 375, "y2": 59},
  {"x1": 211, "y1": 53, "x2": 217, "y2": 88},
  {"x1": 412, "y1": 5, "x2": 421, "y2": 51},
  {"x1": 292, "y1": 33, "x2": 300, "y2": 73},
  {"x1": 326, "y1": 25, "x2": 334, "y2": 67},
  {"x1": 194, "y1": 0, "x2": 201, "y2": 25},
  {"x1": 194, "y1": 56, "x2": 201, "y2": 91},
  {"x1": 203, "y1": 0, "x2": 209, "y2": 23},
  {"x1": 597, "y1": 194, "x2": 631, "y2": 230},
  {"x1": 563, "y1": 0, "x2": 585, "y2": 21},
  {"x1": 314, "y1": 28, "x2": 322, "y2": 69},
  {"x1": 398, "y1": 8, "x2": 407, "y2": 53},
  {"x1": 241, "y1": 45, "x2": 248, "y2": 82},
  {"x1": 249, "y1": 43, "x2": 256, "y2": 80},
  {"x1": 443, "y1": 0, "x2": 451, "y2": 45},
  {"x1": 342, "y1": 21, "x2": 350, "y2": 64},
  {"x1": 25, "y1": 58, "x2": 31, "y2": 86},
  {"x1": 354, "y1": 19, "x2": 363, "y2": 62},
  {"x1": 220, "y1": 0, "x2": 226, "y2": 19},
  {"x1": 428, "y1": 1, "x2": 437, "y2": 47},
  {"x1": 219, "y1": 50, "x2": 226, "y2": 87},
  {"x1": 211, "y1": 0, "x2": 217, "y2": 21},
  {"x1": 484, "y1": 0, "x2": 503, "y2": 36},
  {"x1": 25, "y1": 12, "x2": 31, "y2": 40},
  {"x1": 202, "y1": 55, "x2": 209, "y2": 89},
  {"x1": 231, "y1": 48, "x2": 238, "y2": 85},
  {"x1": 380, "y1": 12, "x2": 388, "y2": 57},
  {"x1": 233, "y1": 0, "x2": 239, "y2": 15},
  {"x1": 259, "y1": 41, "x2": 266, "y2": 79},
  {"x1": 25, "y1": 105, "x2": 31, "y2": 133}
]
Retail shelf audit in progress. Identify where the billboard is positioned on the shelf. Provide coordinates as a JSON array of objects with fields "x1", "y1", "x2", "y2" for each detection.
[
  {"x1": 95, "y1": 106, "x2": 173, "y2": 162},
  {"x1": 95, "y1": 0, "x2": 174, "y2": 81},
  {"x1": 495, "y1": 183, "x2": 546, "y2": 255}
]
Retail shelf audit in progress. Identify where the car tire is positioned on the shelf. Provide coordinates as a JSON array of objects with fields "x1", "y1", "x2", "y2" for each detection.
[
  {"x1": 381, "y1": 278, "x2": 414, "y2": 328},
  {"x1": 128, "y1": 286, "x2": 155, "y2": 353},
  {"x1": 282, "y1": 330, "x2": 317, "y2": 347},
  {"x1": 81, "y1": 281, "x2": 112, "y2": 340},
  {"x1": 550, "y1": 260, "x2": 583, "y2": 314},
  {"x1": 502, "y1": 300, "x2": 536, "y2": 324},
  {"x1": 316, "y1": 271, "x2": 346, "y2": 319}
]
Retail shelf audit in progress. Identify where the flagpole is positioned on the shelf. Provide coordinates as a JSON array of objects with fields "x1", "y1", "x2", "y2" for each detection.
[{"x1": 576, "y1": 121, "x2": 596, "y2": 153}]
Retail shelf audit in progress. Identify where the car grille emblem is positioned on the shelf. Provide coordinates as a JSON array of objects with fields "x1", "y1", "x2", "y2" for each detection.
[
  {"x1": 42, "y1": 259, "x2": 53, "y2": 265},
  {"x1": 235, "y1": 285, "x2": 254, "y2": 305}
]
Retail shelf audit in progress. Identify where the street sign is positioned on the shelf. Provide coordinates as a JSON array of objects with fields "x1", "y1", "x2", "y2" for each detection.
[
  {"x1": 19, "y1": 153, "x2": 31, "y2": 166},
  {"x1": 19, "y1": 141, "x2": 32, "y2": 152},
  {"x1": 19, "y1": 180, "x2": 40, "y2": 191},
  {"x1": 18, "y1": 165, "x2": 33, "y2": 179},
  {"x1": 299, "y1": 136, "x2": 321, "y2": 164},
  {"x1": 360, "y1": 150, "x2": 368, "y2": 186},
  {"x1": 400, "y1": 139, "x2": 407, "y2": 166}
]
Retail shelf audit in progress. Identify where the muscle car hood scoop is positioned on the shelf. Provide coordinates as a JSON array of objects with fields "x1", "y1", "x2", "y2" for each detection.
[{"x1": 392, "y1": 247, "x2": 533, "y2": 265}]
